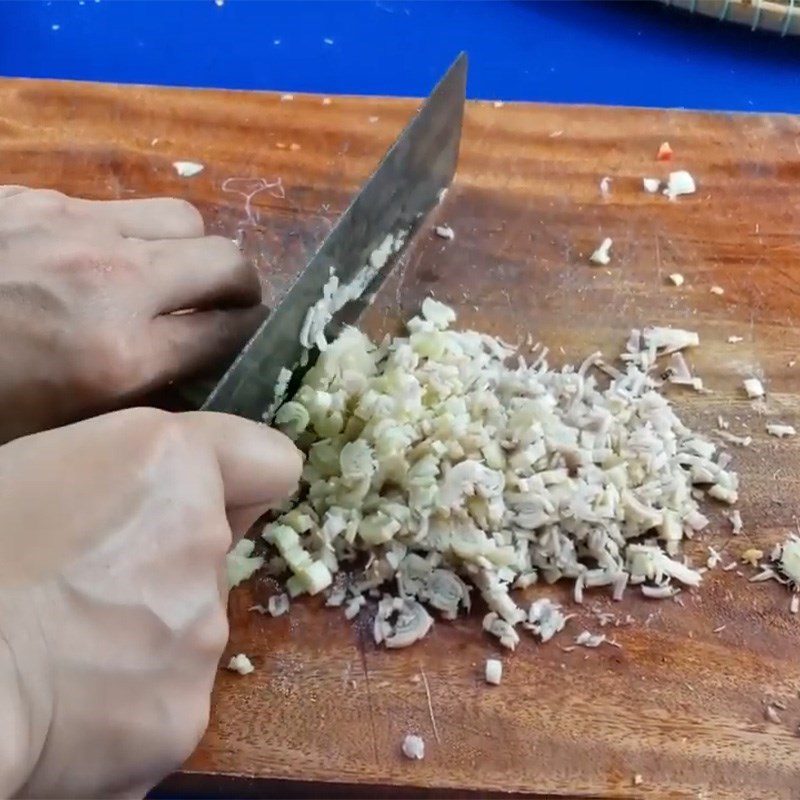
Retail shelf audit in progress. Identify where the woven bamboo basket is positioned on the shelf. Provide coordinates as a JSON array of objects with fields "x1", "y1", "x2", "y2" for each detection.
[{"x1": 664, "y1": 0, "x2": 800, "y2": 35}]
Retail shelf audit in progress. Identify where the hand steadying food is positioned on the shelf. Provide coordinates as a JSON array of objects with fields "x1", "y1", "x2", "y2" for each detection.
[
  {"x1": 0, "y1": 185, "x2": 264, "y2": 442},
  {"x1": 0, "y1": 187, "x2": 302, "y2": 797},
  {"x1": 0, "y1": 409, "x2": 301, "y2": 798}
]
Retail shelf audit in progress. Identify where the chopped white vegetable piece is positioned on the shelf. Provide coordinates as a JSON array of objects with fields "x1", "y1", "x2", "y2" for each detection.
[
  {"x1": 226, "y1": 654, "x2": 254, "y2": 675},
  {"x1": 589, "y1": 237, "x2": 613, "y2": 266},
  {"x1": 434, "y1": 224, "x2": 455, "y2": 240},
  {"x1": 421, "y1": 297, "x2": 456, "y2": 329},
  {"x1": 492, "y1": 100, "x2": 504, "y2": 108},
  {"x1": 599, "y1": 176, "x2": 612, "y2": 198},
  {"x1": 172, "y1": 160, "x2": 204, "y2": 177},
  {"x1": 402, "y1": 734, "x2": 425, "y2": 760},
  {"x1": 642, "y1": 177, "x2": 660, "y2": 193},
  {"x1": 728, "y1": 509, "x2": 743, "y2": 535},
  {"x1": 669, "y1": 273, "x2": 684, "y2": 287},
  {"x1": 343, "y1": 595, "x2": 366, "y2": 620},
  {"x1": 526, "y1": 599, "x2": 567, "y2": 643},
  {"x1": 774, "y1": 535, "x2": 800, "y2": 585},
  {"x1": 743, "y1": 378, "x2": 765, "y2": 399},
  {"x1": 575, "y1": 630, "x2": 606, "y2": 648},
  {"x1": 741, "y1": 548, "x2": 763, "y2": 567},
  {"x1": 267, "y1": 593, "x2": 290, "y2": 617},
  {"x1": 226, "y1": 539, "x2": 264, "y2": 589},
  {"x1": 281, "y1": 93, "x2": 294, "y2": 101},
  {"x1": 791, "y1": 595, "x2": 799, "y2": 615},
  {"x1": 485, "y1": 658, "x2": 503, "y2": 685},
  {"x1": 767, "y1": 423, "x2": 796, "y2": 438},
  {"x1": 718, "y1": 430, "x2": 752, "y2": 448},
  {"x1": 765, "y1": 705, "x2": 782, "y2": 724},
  {"x1": 727, "y1": 336, "x2": 744, "y2": 344},
  {"x1": 710, "y1": 285, "x2": 724, "y2": 295},
  {"x1": 664, "y1": 170, "x2": 696, "y2": 199},
  {"x1": 706, "y1": 546, "x2": 723, "y2": 570}
]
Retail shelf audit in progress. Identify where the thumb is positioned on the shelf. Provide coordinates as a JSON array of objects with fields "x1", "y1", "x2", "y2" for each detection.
[{"x1": 179, "y1": 411, "x2": 302, "y2": 539}]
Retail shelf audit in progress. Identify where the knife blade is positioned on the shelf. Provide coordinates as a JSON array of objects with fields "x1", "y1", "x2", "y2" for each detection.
[{"x1": 201, "y1": 52, "x2": 467, "y2": 420}]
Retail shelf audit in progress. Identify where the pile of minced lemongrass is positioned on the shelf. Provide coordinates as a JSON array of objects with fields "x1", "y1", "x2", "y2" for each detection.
[{"x1": 228, "y1": 299, "x2": 739, "y2": 649}]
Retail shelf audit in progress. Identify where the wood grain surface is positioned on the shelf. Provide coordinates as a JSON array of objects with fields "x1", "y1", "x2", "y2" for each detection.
[{"x1": 2, "y1": 79, "x2": 800, "y2": 800}]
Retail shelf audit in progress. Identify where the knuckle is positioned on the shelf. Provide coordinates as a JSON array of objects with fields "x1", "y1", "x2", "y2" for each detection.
[
  {"x1": 76, "y1": 330, "x2": 145, "y2": 396},
  {"x1": 202, "y1": 605, "x2": 230, "y2": 656}
]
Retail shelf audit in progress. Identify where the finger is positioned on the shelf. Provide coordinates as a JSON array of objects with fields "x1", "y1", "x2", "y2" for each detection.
[
  {"x1": 72, "y1": 197, "x2": 205, "y2": 239},
  {"x1": 228, "y1": 502, "x2": 272, "y2": 540},
  {"x1": 128, "y1": 236, "x2": 261, "y2": 313},
  {"x1": 179, "y1": 411, "x2": 302, "y2": 516},
  {"x1": 148, "y1": 305, "x2": 265, "y2": 382},
  {"x1": 0, "y1": 185, "x2": 27, "y2": 199}
]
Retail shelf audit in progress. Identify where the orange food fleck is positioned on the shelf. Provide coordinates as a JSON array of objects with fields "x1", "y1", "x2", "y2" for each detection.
[{"x1": 657, "y1": 141, "x2": 673, "y2": 161}]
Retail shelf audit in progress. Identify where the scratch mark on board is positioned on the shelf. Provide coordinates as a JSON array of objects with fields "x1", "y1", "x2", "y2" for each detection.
[
  {"x1": 357, "y1": 629, "x2": 380, "y2": 763},
  {"x1": 221, "y1": 176, "x2": 285, "y2": 228},
  {"x1": 419, "y1": 666, "x2": 441, "y2": 744}
]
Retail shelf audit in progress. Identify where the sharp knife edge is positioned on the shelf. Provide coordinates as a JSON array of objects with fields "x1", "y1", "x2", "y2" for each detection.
[{"x1": 202, "y1": 52, "x2": 467, "y2": 419}]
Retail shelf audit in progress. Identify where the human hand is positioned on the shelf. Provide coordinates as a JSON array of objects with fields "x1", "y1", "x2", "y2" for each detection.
[
  {"x1": 0, "y1": 408, "x2": 301, "y2": 798},
  {"x1": 0, "y1": 186, "x2": 263, "y2": 442}
]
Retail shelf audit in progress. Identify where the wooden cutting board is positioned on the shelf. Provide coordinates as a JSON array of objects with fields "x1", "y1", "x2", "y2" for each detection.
[{"x1": 2, "y1": 79, "x2": 800, "y2": 800}]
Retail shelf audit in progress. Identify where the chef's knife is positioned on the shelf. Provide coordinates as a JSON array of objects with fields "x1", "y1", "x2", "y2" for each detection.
[{"x1": 201, "y1": 52, "x2": 467, "y2": 420}]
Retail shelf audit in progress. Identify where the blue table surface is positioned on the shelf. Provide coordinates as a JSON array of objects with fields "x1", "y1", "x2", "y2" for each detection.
[{"x1": 1, "y1": 0, "x2": 799, "y2": 113}]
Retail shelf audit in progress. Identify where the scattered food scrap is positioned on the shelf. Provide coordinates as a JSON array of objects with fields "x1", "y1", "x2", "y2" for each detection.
[
  {"x1": 664, "y1": 170, "x2": 696, "y2": 199},
  {"x1": 666, "y1": 351, "x2": 704, "y2": 392},
  {"x1": 656, "y1": 141, "x2": 673, "y2": 160},
  {"x1": 642, "y1": 177, "x2": 660, "y2": 193},
  {"x1": 728, "y1": 336, "x2": 744, "y2": 344},
  {"x1": 172, "y1": 160, "x2": 204, "y2": 178},
  {"x1": 791, "y1": 595, "x2": 799, "y2": 615},
  {"x1": 728, "y1": 509, "x2": 743, "y2": 535},
  {"x1": 599, "y1": 176, "x2": 612, "y2": 198},
  {"x1": 289, "y1": 142, "x2": 301, "y2": 151},
  {"x1": 718, "y1": 431, "x2": 752, "y2": 448},
  {"x1": 669, "y1": 273, "x2": 684, "y2": 287},
  {"x1": 226, "y1": 654, "x2": 255, "y2": 675},
  {"x1": 435, "y1": 224, "x2": 455, "y2": 240},
  {"x1": 343, "y1": 594, "x2": 366, "y2": 620},
  {"x1": 743, "y1": 378, "x2": 765, "y2": 399},
  {"x1": 633, "y1": 774, "x2": 644, "y2": 787},
  {"x1": 589, "y1": 236, "x2": 613, "y2": 266},
  {"x1": 368, "y1": 116, "x2": 379, "y2": 123},
  {"x1": 281, "y1": 93, "x2": 294, "y2": 101},
  {"x1": 526, "y1": 599, "x2": 567, "y2": 642},
  {"x1": 707, "y1": 546, "x2": 723, "y2": 569},
  {"x1": 402, "y1": 734, "x2": 425, "y2": 760},
  {"x1": 741, "y1": 548, "x2": 764, "y2": 568},
  {"x1": 485, "y1": 658, "x2": 503, "y2": 685},
  {"x1": 268, "y1": 593, "x2": 290, "y2": 617},
  {"x1": 765, "y1": 705, "x2": 782, "y2": 724},
  {"x1": 322, "y1": 97, "x2": 332, "y2": 105},
  {"x1": 710, "y1": 285, "x2": 724, "y2": 295},
  {"x1": 493, "y1": 100, "x2": 504, "y2": 108},
  {"x1": 766, "y1": 423, "x2": 796, "y2": 438},
  {"x1": 575, "y1": 631, "x2": 608, "y2": 648}
]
